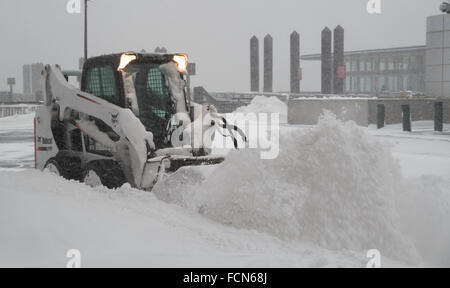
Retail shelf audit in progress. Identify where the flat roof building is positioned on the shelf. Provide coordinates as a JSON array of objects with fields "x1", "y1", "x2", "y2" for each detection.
[{"x1": 301, "y1": 45, "x2": 426, "y2": 95}]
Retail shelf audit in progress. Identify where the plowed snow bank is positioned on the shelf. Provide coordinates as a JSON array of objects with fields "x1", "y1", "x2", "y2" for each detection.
[
  {"x1": 1, "y1": 170, "x2": 400, "y2": 267},
  {"x1": 154, "y1": 112, "x2": 419, "y2": 262},
  {"x1": 234, "y1": 96, "x2": 287, "y2": 123}
]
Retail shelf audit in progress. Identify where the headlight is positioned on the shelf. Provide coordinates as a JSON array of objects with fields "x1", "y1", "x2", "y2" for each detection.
[
  {"x1": 118, "y1": 53, "x2": 137, "y2": 71},
  {"x1": 173, "y1": 54, "x2": 188, "y2": 73}
]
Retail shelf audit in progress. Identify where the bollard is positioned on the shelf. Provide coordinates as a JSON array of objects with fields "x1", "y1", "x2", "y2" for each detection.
[
  {"x1": 401, "y1": 104, "x2": 411, "y2": 132},
  {"x1": 377, "y1": 104, "x2": 385, "y2": 129},
  {"x1": 434, "y1": 102, "x2": 443, "y2": 132}
]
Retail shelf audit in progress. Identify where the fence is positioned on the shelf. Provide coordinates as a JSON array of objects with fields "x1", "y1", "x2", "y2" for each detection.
[{"x1": 0, "y1": 104, "x2": 40, "y2": 118}]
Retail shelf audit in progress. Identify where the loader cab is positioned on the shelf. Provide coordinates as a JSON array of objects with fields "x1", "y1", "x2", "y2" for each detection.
[{"x1": 80, "y1": 52, "x2": 190, "y2": 148}]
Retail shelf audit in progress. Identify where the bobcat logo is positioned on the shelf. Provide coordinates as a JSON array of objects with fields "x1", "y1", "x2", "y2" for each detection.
[{"x1": 111, "y1": 113, "x2": 119, "y2": 127}]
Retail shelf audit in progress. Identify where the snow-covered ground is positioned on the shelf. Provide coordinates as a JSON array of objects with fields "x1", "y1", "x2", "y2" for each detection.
[
  {"x1": 0, "y1": 100, "x2": 449, "y2": 267},
  {"x1": 0, "y1": 113, "x2": 34, "y2": 171}
]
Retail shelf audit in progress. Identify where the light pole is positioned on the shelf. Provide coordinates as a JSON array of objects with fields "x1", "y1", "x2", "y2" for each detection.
[{"x1": 84, "y1": 0, "x2": 89, "y2": 61}]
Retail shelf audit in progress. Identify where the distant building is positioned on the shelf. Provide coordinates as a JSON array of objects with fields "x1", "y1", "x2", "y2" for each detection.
[
  {"x1": 426, "y1": 13, "x2": 450, "y2": 98},
  {"x1": 23, "y1": 63, "x2": 44, "y2": 101},
  {"x1": 301, "y1": 45, "x2": 426, "y2": 95},
  {"x1": 31, "y1": 63, "x2": 44, "y2": 97},
  {"x1": 23, "y1": 64, "x2": 31, "y2": 94}
]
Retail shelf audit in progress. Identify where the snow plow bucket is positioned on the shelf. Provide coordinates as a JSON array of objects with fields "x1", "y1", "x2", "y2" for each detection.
[
  {"x1": 162, "y1": 155, "x2": 224, "y2": 173},
  {"x1": 141, "y1": 154, "x2": 224, "y2": 189}
]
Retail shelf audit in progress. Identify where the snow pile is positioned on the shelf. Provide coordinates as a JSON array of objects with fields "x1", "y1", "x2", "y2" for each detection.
[
  {"x1": 1, "y1": 170, "x2": 393, "y2": 267},
  {"x1": 397, "y1": 176, "x2": 450, "y2": 267},
  {"x1": 234, "y1": 96, "x2": 287, "y2": 123},
  {"x1": 154, "y1": 112, "x2": 418, "y2": 262}
]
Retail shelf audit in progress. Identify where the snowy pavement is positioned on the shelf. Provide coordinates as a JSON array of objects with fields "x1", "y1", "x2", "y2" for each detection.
[
  {"x1": 0, "y1": 113, "x2": 34, "y2": 171},
  {"x1": 0, "y1": 110, "x2": 449, "y2": 267},
  {"x1": 369, "y1": 121, "x2": 450, "y2": 178}
]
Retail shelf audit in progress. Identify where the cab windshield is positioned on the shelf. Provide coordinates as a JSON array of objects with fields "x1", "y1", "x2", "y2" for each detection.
[{"x1": 121, "y1": 62, "x2": 174, "y2": 148}]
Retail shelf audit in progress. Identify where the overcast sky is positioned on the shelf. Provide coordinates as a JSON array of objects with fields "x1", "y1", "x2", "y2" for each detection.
[{"x1": 0, "y1": 0, "x2": 444, "y2": 93}]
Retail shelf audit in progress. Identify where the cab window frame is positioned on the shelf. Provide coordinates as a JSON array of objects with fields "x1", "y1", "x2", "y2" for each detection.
[{"x1": 82, "y1": 64, "x2": 121, "y2": 106}]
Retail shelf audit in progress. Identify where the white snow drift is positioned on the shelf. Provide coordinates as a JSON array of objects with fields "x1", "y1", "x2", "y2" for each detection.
[
  {"x1": 0, "y1": 170, "x2": 395, "y2": 267},
  {"x1": 154, "y1": 112, "x2": 419, "y2": 263},
  {"x1": 234, "y1": 96, "x2": 288, "y2": 124}
]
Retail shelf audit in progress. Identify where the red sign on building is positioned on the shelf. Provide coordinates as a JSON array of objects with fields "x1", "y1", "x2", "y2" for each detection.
[{"x1": 337, "y1": 65, "x2": 346, "y2": 79}]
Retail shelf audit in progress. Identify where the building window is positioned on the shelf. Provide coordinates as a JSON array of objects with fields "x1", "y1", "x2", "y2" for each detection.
[
  {"x1": 346, "y1": 77, "x2": 351, "y2": 92},
  {"x1": 366, "y1": 60, "x2": 372, "y2": 72},
  {"x1": 380, "y1": 59, "x2": 386, "y2": 71},
  {"x1": 359, "y1": 61, "x2": 365, "y2": 72},
  {"x1": 365, "y1": 77, "x2": 371, "y2": 92},
  {"x1": 403, "y1": 56, "x2": 409, "y2": 70},
  {"x1": 352, "y1": 77, "x2": 358, "y2": 92},
  {"x1": 352, "y1": 61, "x2": 357, "y2": 72},
  {"x1": 379, "y1": 77, "x2": 386, "y2": 91},
  {"x1": 346, "y1": 61, "x2": 351, "y2": 73},
  {"x1": 388, "y1": 76, "x2": 394, "y2": 91},
  {"x1": 360, "y1": 77, "x2": 365, "y2": 92},
  {"x1": 409, "y1": 75, "x2": 417, "y2": 91},
  {"x1": 388, "y1": 58, "x2": 394, "y2": 71}
]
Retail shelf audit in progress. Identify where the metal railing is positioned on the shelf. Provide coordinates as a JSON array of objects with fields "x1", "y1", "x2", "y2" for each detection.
[{"x1": 0, "y1": 104, "x2": 40, "y2": 118}]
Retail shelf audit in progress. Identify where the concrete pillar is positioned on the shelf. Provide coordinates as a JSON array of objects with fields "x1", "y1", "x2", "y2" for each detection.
[
  {"x1": 402, "y1": 104, "x2": 411, "y2": 132},
  {"x1": 321, "y1": 27, "x2": 332, "y2": 94},
  {"x1": 435, "y1": 101, "x2": 443, "y2": 132},
  {"x1": 264, "y1": 34, "x2": 273, "y2": 92},
  {"x1": 377, "y1": 104, "x2": 385, "y2": 129},
  {"x1": 290, "y1": 31, "x2": 300, "y2": 94},
  {"x1": 333, "y1": 25, "x2": 344, "y2": 94},
  {"x1": 250, "y1": 36, "x2": 259, "y2": 92}
]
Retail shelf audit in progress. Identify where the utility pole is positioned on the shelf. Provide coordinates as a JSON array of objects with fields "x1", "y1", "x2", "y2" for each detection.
[{"x1": 84, "y1": 0, "x2": 88, "y2": 61}]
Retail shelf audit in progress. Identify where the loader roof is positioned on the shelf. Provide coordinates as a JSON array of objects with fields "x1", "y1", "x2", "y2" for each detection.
[{"x1": 83, "y1": 52, "x2": 179, "y2": 70}]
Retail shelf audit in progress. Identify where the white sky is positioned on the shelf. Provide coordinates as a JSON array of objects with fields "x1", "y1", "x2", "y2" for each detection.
[{"x1": 0, "y1": 0, "x2": 444, "y2": 93}]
